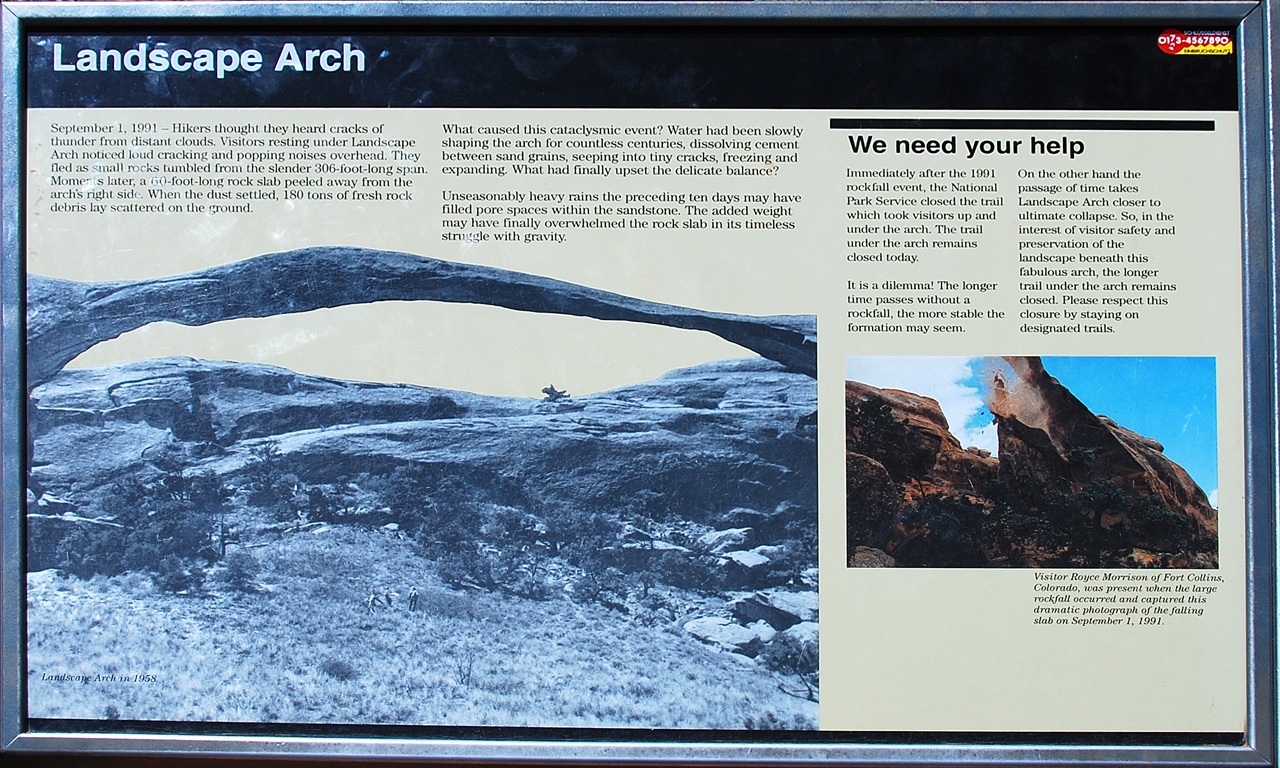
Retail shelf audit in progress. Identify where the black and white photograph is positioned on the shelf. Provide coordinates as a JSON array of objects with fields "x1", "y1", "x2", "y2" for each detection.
[{"x1": 24, "y1": 247, "x2": 819, "y2": 728}]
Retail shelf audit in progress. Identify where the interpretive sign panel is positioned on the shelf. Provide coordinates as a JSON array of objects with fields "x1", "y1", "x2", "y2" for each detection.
[{"x1": 1, "y1": 2, "x2": 1274, "y2": 764}]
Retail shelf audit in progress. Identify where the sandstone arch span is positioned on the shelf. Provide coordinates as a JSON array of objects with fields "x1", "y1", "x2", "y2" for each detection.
[{"x1": 27, "y1": 246, "x2": 817, "y2": 390}]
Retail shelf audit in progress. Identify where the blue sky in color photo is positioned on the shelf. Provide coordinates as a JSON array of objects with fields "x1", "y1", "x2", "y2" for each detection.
[{"x1": 845, "y1": 356, "x2": 1217, "y2": 505}]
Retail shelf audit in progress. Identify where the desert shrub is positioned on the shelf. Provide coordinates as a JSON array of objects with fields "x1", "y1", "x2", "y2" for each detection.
[
  {"x1": 435, "y1": 543, "x2": 555, "y2": 600},
  {"x1": 419, "y1": 502, "x2": 561, "y2": 599},
  {"x1": 983, "y1": 474, "x2": 1204, "y2": 567},
  {"x1": 985, "y1": 511, "x2": 1058, "y2": 566},
  {"x1": 483, "y1": 535, "x2": 555, "y2": 599},
  {"x1": 121, "y1": 535, "x2": 168, "y2": 574},
  {"x1": 54, "y1": 526, "x2": 126, "y2": 579},
  {"x1": 572, "y1": 565, "x2": 630, "y2": 612},
  {"x1": 222, "y1": 550, "x2": 261, "y2": 593},
  {"x1": 501, "y1": 562, "x2": 554, "y2": 600},
  {"x1": 433, "y1": 547, "x2": 489, "y2": 590},
  {"x1": 548, "y1": 509, "x2": 620, "y2": 562},
  {"x1": 759, "y1": 633, "x2": 818, "y2": 702},
  {"x1": 54, "y1": 473, "x2": 220, "y2": 581},
  {"x1": 319, "y1": 657, "x2": 359, "y2": 681},
  {"x1": 1125, "y1": 498, "x2": 1197, "y2": 552},
  {"x1": 1064, "y1": 445, "x2": 1105, "y2": 483},
  {"x1": 451, "y1": 647, "x2": 477, "y2": 687},
  {"x1": 302, "y1": 481, "x2": 363, "y2": 525},
  {"x1": 633, "y1": 568, "x2": 659, "y2": 598},
  {"x1": 1071, "y1": 478, "x2": 1131, "y2": 565},
  {"x1": 892, "y1": 494, "x2": 988, "y2": 567},
  {"x1": 632, "y1": 588, "x2": 676, "y2": 625},
  {"x1": 188, "y1": 474, "x2": 232, "y2": 558},
  {"x1": 983, "y1": 474, "x2": 1085, "y2": 565},
  {"x1": 651, "y1": 550, "x2": 722, "y2": 593},
  {"x1": 244, "y1": 443, "x2": 282, "y2": 504},
  {"x1": 268, "y1": 474, "x2": 305, "y2": 523},
  {"x1": 154, "y1": 554, "x2": 204, "y2": 594},
  {"x1": 244, "y1": 443, "x2": 301, "y2": 520},
  {"x1": 476, "y1": 506, "x2": 547, "y2": 554},
  {"x1": 351, "y1": 468, "x2": 430, "y2": 531}
]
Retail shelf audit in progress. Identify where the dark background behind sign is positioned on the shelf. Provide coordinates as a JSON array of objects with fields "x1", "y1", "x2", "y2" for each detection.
[{"x1": 27, "y1": 27, "x2": 1237, "y2": 110}]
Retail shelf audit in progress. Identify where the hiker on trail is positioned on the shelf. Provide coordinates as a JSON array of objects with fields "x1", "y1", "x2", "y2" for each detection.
[
  {"x1": 366, "y1": 591, "x2": 383, "y2": 613},
  {"x1": 407, "y1": 587, "x2": 419, "y2": 612}
]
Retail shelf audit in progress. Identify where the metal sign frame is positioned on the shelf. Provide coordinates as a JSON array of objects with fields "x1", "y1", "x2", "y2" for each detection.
[{"x1": 0, "y1": 1, "x2": 1275, "y2": 764}]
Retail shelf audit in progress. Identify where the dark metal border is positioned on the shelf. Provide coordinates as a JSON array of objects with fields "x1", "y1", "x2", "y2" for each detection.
[
  {"x1": 1237, "y1": 6, "x2": 1279, "y2": 768},
  {"x1": 0, "y1": 0, "x2": 24, "y2": 758},
  {"x1": 0, "y1": 1, "x2": 1262, "y2": 25},
  {"x1": 0, "y1": 1, "x2": 1274, "y2": 764}
]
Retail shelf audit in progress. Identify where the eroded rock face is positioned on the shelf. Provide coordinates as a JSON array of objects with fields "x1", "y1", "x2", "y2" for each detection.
[
  {"x1": 845, "y1": 358, "x2": 1217, "y2": 568},
  {"x1": 845, "y1": 381, "x2": 997, "y2": 561},
  {"x1": 990, "y1": 357, "x2": 1216, "y2": 541},
  {"x1": 844, "y1": 452, "x2": 901, "y2": 551},
  {"x1": 845, "y1": 381, "x2": 997, "y2": 497}
]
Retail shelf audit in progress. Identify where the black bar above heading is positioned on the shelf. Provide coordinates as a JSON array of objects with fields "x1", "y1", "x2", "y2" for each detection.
[{"x1": 830, "y1": 119, "x2": 1217, "y2": 130}]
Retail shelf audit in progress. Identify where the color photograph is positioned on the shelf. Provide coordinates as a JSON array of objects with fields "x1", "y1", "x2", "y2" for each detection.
[{"x1": 845, "y1": 356, "x2": 1217, "y2": 568}]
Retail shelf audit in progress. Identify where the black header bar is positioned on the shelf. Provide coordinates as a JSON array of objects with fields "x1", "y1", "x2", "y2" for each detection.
[
  {"x1": 27, "y1": 27, "x2": 1237, "y2": 111},
  {"x1": 830, "y1": 118, "x2": 1217, "y2": 130}
]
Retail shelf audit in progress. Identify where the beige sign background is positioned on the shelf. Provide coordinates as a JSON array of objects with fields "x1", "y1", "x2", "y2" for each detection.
[{"x1": 27, "y1": 107, "x2": 1246, "y2": 733}]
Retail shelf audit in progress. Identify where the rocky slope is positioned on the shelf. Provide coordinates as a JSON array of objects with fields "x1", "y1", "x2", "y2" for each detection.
[
  {"x1": 30, "y1": 357, "x2": 818, "y2": 648},
  {"x1": 846, "y1": 356, "x2": 1216, "y2": 568},
  {"x1": 32, "y1": 356, "x2": 815, "y2": 524}
]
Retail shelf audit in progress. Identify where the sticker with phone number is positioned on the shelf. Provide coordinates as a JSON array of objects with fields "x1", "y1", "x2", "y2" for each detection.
[{"x1": 1158, "y1": 29, "x2": 1234, "y2": 55}]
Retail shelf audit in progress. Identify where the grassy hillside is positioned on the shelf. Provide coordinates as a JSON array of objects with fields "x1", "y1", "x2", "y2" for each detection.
[{"x1": 28, "y1": 525, "x2": 816, "y2": 729}]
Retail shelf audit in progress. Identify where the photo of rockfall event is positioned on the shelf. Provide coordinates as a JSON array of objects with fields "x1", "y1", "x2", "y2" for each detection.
[
  {"x1": 845, "y1": 356, "x2": 1218, "y2": 569},
  {"x1": 24, "y1": 247, "x2": 819, "y2": 728}
]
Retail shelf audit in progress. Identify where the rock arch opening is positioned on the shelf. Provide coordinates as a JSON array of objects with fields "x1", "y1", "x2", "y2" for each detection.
[{"x1": 28, "y1": 246, "x2": 817, "y2": 392}]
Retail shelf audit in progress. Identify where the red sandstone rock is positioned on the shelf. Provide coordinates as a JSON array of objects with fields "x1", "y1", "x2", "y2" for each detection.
[{"x1": 846, "y1": 358, "x2": 1217, "y2": 568}]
